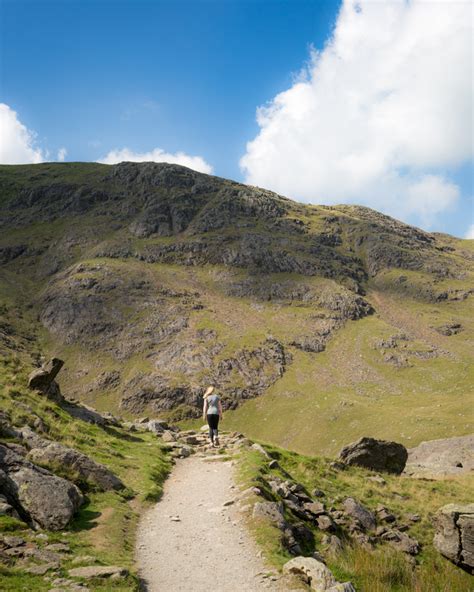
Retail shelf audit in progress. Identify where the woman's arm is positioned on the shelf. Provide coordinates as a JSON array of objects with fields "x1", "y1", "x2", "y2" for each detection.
[
  {"x1": 203, "y1": 398, "x2": 208, "y2": 420},
  {"x1": 218, "y1": 399, "x2": 223, "y2": 420}
]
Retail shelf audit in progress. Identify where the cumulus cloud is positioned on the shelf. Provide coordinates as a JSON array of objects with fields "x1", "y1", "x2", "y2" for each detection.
[
  {"x1": 0, "y1": 103, "x2": 44, "y2": 164},
  {"x1": 241, "y1": 0, "x2": 472, "y2": 227},
  {"x1": 57, "y1": 147, "x2": 67, "y2": 162},
  {"x1": 99, "y1": 147, "x2": 213, "y2": 174},
  {"x1": 465, "y1": 224, "x2": 474, "y2": 239}
]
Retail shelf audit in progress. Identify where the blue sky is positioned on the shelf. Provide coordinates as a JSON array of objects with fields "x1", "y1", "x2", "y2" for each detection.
[{"x1": 1, "y1": 0, "x2": 472, "y2": 237}]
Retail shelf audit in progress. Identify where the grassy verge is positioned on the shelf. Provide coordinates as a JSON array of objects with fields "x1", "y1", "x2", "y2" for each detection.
[
  {"x1": 236, "y1": 442, "x2": 473, "y2": 592},
  {"x1": 0, "y1": 355, "x2": 171, "y2": 591}
]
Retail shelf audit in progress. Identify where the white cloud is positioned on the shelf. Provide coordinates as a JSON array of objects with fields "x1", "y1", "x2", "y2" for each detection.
[
  {"x1": 241, "y1": 0, "x2": 472, "y2": 227},
  {"x1": 0, "y1": 103, "x2": 44, "y2": 164},
  {"x1": 99, "y1": 147, "x2": 213, "y2": 175},
  {"x1": 57, "y1": 147, "x2": 67, "y2": 162},
  {"x1": 465, "y1": 224, "x2": 474, "y2": 239}
]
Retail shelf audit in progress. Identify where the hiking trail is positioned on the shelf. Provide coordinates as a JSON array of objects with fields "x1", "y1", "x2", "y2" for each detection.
[{"x1": 136, "y1": 433, "x2": 297, "y2": 592}]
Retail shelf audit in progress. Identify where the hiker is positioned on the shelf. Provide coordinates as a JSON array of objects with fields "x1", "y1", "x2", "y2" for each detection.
[{"x1": 203, "y1": 386, "x2": 223, "y2": 447}]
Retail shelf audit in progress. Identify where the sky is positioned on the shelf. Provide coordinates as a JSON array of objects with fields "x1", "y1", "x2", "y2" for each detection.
[{"x1": 0, "y1": 0, "x2": 472, "y2": 238}]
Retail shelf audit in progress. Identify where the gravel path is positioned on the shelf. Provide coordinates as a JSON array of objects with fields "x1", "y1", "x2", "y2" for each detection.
[{"x1": 136, "y1": 454, "x2": 290, "y2": 592}]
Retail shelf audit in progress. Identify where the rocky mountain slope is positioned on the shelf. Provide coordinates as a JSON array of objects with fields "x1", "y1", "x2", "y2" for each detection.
[{"x1": 0, "y1": 162, "x2": 472, "y2": 455}]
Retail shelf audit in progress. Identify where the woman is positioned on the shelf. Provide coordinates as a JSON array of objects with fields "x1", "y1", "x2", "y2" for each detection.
[{"x1": 202, "y1": 386, "x2": 223, "y2": 447}]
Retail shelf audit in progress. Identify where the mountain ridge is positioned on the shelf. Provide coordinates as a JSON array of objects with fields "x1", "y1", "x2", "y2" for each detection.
[{"x1": 0, "y1": 161, "x2": 472, "y2": 455}]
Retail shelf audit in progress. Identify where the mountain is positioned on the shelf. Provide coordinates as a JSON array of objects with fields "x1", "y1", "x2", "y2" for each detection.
[{"x1": 0, "y1": 161, "x2": 472, "y2": 455}]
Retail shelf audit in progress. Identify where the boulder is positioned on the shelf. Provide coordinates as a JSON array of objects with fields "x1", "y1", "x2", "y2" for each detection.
[
  {"x1": 433, "y1": 503, "x2": 474, "y2": 573},
  {"x1": 252, "y1": 502, "x2": 286, "y2": 527},
  {"x1": 381, "y1": 529, "x2": 420, "y2": 555},
  {"x1": 404, "y1": 435, "x2": 474, "y2": 478},
  {"x1": 283, "y1": 556, "x2": 355, "y2": 591},
  {"x1": 0, "y1": 444, "x2": 83, "y2": 530},
  {"x1": 343, "y1": 498, "x2": 376, "y2": 531},
  {"x1": 28, "y1": 358, "x2": 64, "y2": 401},
  {"x1": 68, "y1": 565, "x2": 128, "y2": 579},
  {"x1": 27, "y1": 440, "x2": 124, "y2": 491},
  {"x1": 339, "y1": 437, "x2": 408, "y2": 474}
]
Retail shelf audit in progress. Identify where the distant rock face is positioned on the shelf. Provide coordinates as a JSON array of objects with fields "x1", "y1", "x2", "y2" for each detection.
[
  {"x1": 404, "y1": 435, "x2": 474, "y2": 478},
  {"x1": 339, "y1": 437, "x2": 408, "y2": 474},
  {"x1": 0, "y1": 444, "x2": 83, "y2": 530},
  {"x1": 433, "y1": 504, "x2": 474, "y2": 574}
]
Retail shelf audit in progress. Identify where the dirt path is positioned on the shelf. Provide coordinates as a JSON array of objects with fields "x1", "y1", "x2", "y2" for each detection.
[{"x1": 136, "y1": 453, "x2": 290, "y2": 592}]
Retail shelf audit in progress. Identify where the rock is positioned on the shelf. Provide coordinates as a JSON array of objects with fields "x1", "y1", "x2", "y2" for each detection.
[
  {"x1": 0, "y1": 444, "x2": 83, "y2": 530},
  {"x1": 283, "y1": 556, "x2": 355, "y2": 591},
  {"x1": 68, "y1": 565, "x2": 128, "y2": 579},
  {"x1": 376, "y1": 505, "x2": 396, "y2": 523},
  {"x1": 268, "y1": 459, "x2": 279, "y2": 469},
  {"x1": 252, "y1": 502, "x2": 285, "y2": 527},
  {"x1": 161, "y1": 430, "x2": 177, "y2": 442},
  {"x1": 27, "y1": 358, "x2": 64, "y2": 401},
  {"x1": 343, "y1": 498, "x2": 376, "y2": 531},
  {"x1": 26, "y1": 436, "x2": 124, "y2": 491},
  {"x1": 404, "y1": 435, "x2": 474, "y2": 478},
  {"x1": 147, "y1": 419, "x2": 169, "y2": 434},
  {"x1": 381, "y1": 529, "x2": 420, "y2": 555},
  {"x1": 316, "y1": 515, "x2": 335, "y2": 531},
  {"x1": 339, "y1": 437, "x2": 408, "y2": 474},
  {"x1": 433, "y1": 503, "x2": 474, "y2": 573},
  {"x1": 326, "y1": 535, "x2": 344, "y2": 556},
  {"x1": 251, "y1": 443, "x2": 270, "y2": 458},
  {"x1": 304, "y1": 501, "x2": 326, "y2": 516}
]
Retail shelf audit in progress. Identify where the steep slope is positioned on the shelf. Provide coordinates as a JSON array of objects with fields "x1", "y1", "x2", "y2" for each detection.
[{"x1": 0, "y1": 162, "x2": 472, "y2": 454}]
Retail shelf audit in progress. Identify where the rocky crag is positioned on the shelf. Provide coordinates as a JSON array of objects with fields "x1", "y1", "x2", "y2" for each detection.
[{"x1": 0, "y1": 162, "x2": 472, "y2": 453}]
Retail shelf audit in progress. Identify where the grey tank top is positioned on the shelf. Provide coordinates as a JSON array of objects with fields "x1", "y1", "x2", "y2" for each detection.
[{"x1": 207, "y1": 394, "x2": 220, "y2": 415}]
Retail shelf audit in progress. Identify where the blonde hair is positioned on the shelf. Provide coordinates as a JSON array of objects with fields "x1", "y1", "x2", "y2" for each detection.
[{"x1": 203, "y1": 386, "x2": 215, "y2": 398}]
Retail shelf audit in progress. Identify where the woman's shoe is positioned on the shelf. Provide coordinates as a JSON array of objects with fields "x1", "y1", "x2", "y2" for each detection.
[{"x1": 215, "y1": 438, "x2": 220, "y2": 447}]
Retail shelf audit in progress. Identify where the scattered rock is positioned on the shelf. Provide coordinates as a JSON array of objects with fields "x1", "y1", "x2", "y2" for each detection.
[
  {"x1": 27, "y1": 358, "x2": 65, "y2": 402},
  {"x1": 283, "y1": 556, "x2": 355, "y2": 591},
  {"x1": 339, "y1": 437, "x2": 408, "y2": 474},
  {"x1": 343, "y1": 498, "x2": 376, "y2": 531},
  {"x1": 433, "y1": 503, "x2": 474, "y2": 573},
  {"x1": 381, "y1": 529, "x2": 420, "y2": 555},
  {"x1": 68, "y1": 565, "x2": 128, "y2": 579}
]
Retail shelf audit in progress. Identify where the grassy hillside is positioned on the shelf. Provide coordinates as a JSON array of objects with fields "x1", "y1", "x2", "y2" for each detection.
[
  {"x1": 0, "y1": 162, "x2": 472, "y2": 457},
  {"x1": 0, "y1": 354, "x2": 171, "y2": 591}
]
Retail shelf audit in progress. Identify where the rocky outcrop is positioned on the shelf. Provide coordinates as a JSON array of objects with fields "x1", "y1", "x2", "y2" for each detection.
[
  {"x1": 0, "y1": 444, "x2": 83, "y2": 530},
  {"x1": 339, "y1": 437, "x2": 408, "y2": 474},
  {"x1": 433, "y1": 504, "x2": 474, "y2": 574},
  {"x1": 27, "y1": 439, "x2": 124, "y2": 492},
  {"x1": 404, "y1": 434, "x2": 474, "y2": 478},
  {"x1": 283, "y1": 556, "x2": 355, "y2": 591},
  {"x1": 27, "y1": 358, "x2": 65, "y2": 402}
]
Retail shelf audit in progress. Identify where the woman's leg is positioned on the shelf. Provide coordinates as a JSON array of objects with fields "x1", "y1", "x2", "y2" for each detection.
[
  {"x1": 207, "y1": 414, "x2": 214, "y2": 443},
  {"x1": 213, "y1": 416, "x2": 220, "y2": 443},
  {"x1": 207, "y1": 415, "x2": 219, "y2": 445}
]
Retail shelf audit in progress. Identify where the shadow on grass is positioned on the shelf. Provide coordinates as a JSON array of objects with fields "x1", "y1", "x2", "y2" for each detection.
[{"x1": 69, "y1": 499, "x2": 102, "y2": 532}]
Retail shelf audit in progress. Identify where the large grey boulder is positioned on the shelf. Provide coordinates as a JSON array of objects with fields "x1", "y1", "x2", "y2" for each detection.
[
  {"x1": 0, "y1": 444, "x2": 83, "y2": 530},
  {"x1": 10, "y1": 426, "x2": 123, "y2": 491},
  {"x1": 433, "y1": 503, "x2": 474, "y2": 573},
  {"x1": 339, "y1": 437, "x2": 408, "y2": 474},
  {"x1": 404, "y1": 435, "x2": 474, "y2": 478},
  {"x1": 283, "y1": 556, "x2": 355, "y2": 591},
  {"x1": 27, "y1": 440, "x2": 124, "y2": 491}
]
